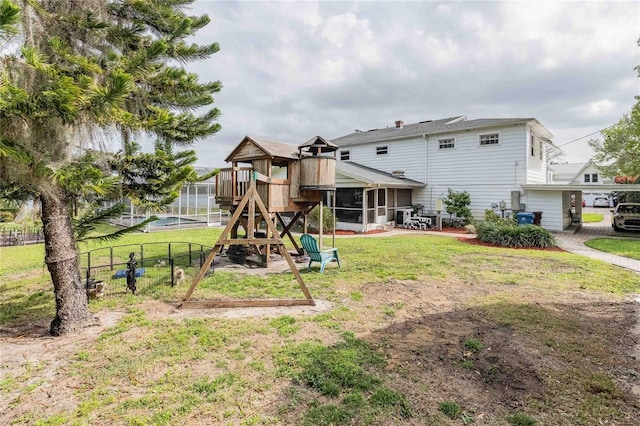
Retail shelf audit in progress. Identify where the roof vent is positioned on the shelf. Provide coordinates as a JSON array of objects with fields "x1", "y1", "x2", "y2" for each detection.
[
  {"x1": 395, "y1": 120, "x2": 404, "y2": 129},
  {"x1": 391, "y1": 170, "x2": 406, "y2": 179}
]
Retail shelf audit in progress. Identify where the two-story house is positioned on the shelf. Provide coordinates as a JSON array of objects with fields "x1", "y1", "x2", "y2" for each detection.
[
  {"x1": 548, "y1": 160, "x2": 612, "y2": 207},
  {"x1": 211, "y1": 116, "x2": 640, "y2": 232},
  {"x1": 330, "y1": 116, "x2": 555, "y2": 231}
]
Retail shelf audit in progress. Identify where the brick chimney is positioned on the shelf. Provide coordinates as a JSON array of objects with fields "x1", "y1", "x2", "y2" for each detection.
[{"x1": 395, "y1": 120, "x2": 403, "y2": 129}]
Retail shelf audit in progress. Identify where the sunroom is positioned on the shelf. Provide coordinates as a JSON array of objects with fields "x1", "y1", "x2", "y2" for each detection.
[{"x1": 327, "y1": 162, "x2": 425, "y2": 232}]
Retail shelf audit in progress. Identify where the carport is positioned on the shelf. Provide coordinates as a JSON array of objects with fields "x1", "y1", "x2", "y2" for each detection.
[{"x1": 522, "y1": 183, "x2": 640, "y2": 231}]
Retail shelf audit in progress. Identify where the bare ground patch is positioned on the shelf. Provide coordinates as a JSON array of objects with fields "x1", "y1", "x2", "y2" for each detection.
[{"x1": 1, "y1": 273, "x2": 640, "y2": 424}]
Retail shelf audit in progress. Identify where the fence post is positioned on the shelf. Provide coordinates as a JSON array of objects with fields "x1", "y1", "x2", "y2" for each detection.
[
  {"x1": 86, "y1": 252, "x2": 91, "y2": 282},
  {"x1": 170, "y1": 257, "x2": 175, "y2": 287},
  {"x1": 168, "y1": 242, "x2": 172, "y2": 259},
  {"x1": 110, "y1": 246, "x2": 114, "y2": 270},
  {"x1": 188, "y1": 243, "x2": 192, "y2": 266},
  {"x1": 140, "y1": 244, "x2": 144, "y2": 263}
]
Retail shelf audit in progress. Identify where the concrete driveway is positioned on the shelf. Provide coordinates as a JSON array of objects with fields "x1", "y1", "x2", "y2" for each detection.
[{"x1": 554, "y1": 207, "x2": 640, "y2": 273}]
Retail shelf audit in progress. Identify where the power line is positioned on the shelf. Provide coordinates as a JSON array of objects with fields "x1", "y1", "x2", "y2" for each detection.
[{"x1": 556, "y1": 124, "x2": 616, "y2": 147}]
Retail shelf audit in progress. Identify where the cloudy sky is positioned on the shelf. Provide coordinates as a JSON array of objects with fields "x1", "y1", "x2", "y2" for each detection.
[{"x1": 185, "y1": 0, "x2": 639, "y2": 169}]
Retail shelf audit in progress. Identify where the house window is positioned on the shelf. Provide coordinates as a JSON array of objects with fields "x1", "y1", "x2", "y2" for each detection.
[
  {"x1": 479, "y1": 133, "x2": 499, "y2": 146},
  {"x1": 438, "y1": 138, "x2": 455, "y2": 149},
  {"x1": 538, "y1": 139, "x2": 543, "y2": 160},
  {"x1": 592, "y1": 173, "x2": 598, "y2": 183},
  {"x1": 340, "y1": 150, "x2": 350, "y2": 161},
  {"x1": 530, "y1": 136, "x2": 535, "y2": 156},
  {"x1": 584, "y1": 174, "x2": 591, "y2": 183},
  {"x1": 376, "y1": 146, "x2": 388, "y2": 155}
]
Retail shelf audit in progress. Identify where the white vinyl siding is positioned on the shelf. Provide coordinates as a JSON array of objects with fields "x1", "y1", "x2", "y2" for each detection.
[
  {"x1": 525, "y1": 190, "x2": 564, "y2": 231},
  {"x1": 526, "y1": 125, "x2": 548, "y2": 184},
  {"x1": 343, "y1": 137, "x2": 426, "y2": 183},
  {"x1": 415, "y1": 125, "x2": 528, "y2": 216},
  {"x1": 427, "y1": 127, "x2": 525, "y2": 186},
  {"x1": 413, "y1": 184, "x2": 523, "y2": 220}
]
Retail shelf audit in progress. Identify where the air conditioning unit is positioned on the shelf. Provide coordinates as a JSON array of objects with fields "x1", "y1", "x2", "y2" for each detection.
[{"x1": 396, "y1": 209, "x2": 413, "y2": 226}]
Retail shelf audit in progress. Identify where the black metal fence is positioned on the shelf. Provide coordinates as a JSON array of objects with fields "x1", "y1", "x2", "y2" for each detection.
[
  {"x1": 0, "y1": 226, "x2": 44, "y2": 247},
  {"x1": 79, "y1": 242, "x2": 215, "y2": 299}
]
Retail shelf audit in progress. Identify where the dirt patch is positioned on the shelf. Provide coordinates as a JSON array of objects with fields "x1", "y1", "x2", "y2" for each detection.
[
  {"x1": 2, "y1": 269, "x2": 639, "y2": 424},
  {"x1": 348, "y1": 278, "x2": 640, "y2": 424}
]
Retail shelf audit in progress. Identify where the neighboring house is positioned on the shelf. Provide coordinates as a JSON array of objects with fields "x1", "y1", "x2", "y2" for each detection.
[
  {"x1": 549, "y1": 160, "x2": 613, "y2": 207},
  {"x1": 330, "y1": 116, "x2": 554, "y2": 231}
]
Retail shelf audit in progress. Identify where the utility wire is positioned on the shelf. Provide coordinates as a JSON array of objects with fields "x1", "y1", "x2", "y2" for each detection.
[{"x1": 556, "y1": 124, "x2": 616, "y2": 147}]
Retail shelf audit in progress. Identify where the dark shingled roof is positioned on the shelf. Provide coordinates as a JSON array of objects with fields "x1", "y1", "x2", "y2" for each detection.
[{"x1": 332, "y1": 116, "x2": 542, "y2": 147}]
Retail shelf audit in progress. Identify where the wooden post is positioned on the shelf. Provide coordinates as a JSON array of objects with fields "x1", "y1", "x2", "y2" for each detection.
[
  {"x1": 332, "y1": 190, "x2": 336, "y2": 248},
  {"x1": 319, "y1": 199, "x2": 323, "y2": 248}
]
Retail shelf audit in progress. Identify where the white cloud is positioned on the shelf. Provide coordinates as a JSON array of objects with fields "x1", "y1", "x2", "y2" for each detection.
[
  {"x1": 586, "y1": 99, "x2": 617, "y2": 116},
  {"x1": 186, "y1": 0, "x2": 639, "y2": 167},
  {"x1": 320, "y1": 12, "x2": 381, "y2": 66}
]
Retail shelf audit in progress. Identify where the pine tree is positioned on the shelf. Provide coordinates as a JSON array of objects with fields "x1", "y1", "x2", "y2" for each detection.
[{"x1": 0, "y1": 0, "x2": 221, "y2": 335}]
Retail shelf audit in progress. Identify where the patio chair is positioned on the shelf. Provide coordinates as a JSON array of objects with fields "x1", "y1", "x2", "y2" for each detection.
[{"x1": 300, "y1": 234, "x2": 340, "y2": 273}]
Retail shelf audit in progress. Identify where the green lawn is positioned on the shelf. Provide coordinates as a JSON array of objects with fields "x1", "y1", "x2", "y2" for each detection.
[
  {"x1": 2, "y1": 228, "x2": 640, "y2": 425},
  {"x1": 582, "y1": 212, "x2": 604, "y2": 223},
  {"x1": 585, "y1": 237, "x2": 640, "y2": 260}
]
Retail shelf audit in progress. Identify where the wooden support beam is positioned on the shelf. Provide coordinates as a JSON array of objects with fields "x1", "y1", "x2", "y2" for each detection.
[
  {"x1": 182, "y1": 244, "x2": 223, "y2": 302},
  {"x1": 181, "y1": 180, "x2": 314, "y2": 308},
  {"x1": 277, "y1": 211, "x2": 303, "y2": 255},
  {"x1": 178, "y1": 299, "x2": 315, "y2": 309}
]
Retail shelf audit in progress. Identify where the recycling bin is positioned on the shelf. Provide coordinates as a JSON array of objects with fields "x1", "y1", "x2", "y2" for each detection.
[{"x1": 516, "y1": 212, "x2": 535, "y2": 225}]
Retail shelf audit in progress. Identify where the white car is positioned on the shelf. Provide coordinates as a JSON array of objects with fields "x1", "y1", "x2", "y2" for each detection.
[
  {"x1": 611, "y1": 203, "x2": 640, "y2": 231},
  {"x1": 593, "y1": 197, "x2": 610, "y2": 208}
]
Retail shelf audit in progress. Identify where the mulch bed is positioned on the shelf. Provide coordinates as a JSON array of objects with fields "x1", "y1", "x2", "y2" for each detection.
[{"x1": 458, "y1": 237, "x2": 565, "y2": 252}]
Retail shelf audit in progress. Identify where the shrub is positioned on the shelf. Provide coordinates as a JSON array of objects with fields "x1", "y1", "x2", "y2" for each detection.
[
  {"x1": 476, "y1": 222, "x2": 556, "y2": 248},
  {"x1": 308, "y1": 205, "x2": 336, "y2": 233},
  {"x1": 443, "y1": 189, "x2": 473, "y2": 225},
  {"x1": 484, "y1": 209, "x2": 516, "y2": 226},
  {"x1": 0, "y1": 211, "x2": 15, "y2": 222}
]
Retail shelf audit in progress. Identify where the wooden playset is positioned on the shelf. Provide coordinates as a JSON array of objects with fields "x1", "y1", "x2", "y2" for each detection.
[{"x1": 179, "y1": 135, "x2": 338, "y2": 309}]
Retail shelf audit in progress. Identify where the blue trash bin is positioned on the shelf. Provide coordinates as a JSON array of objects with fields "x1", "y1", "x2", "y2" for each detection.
[{"x1": 516, "y1": 212, "x2": 535, "y2": 225}]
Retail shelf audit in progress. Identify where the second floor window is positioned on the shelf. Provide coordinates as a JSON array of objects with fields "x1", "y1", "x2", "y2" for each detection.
[
  {"x1": 479, "y1": 133, "x2": 500, "y2": 146},
  {"x1": 340, "y1": 150, "x2": 350, "y2": 161},
  {"x1": 438, "y1": 138, "x2": 455, "y2": 149},
  {"x1": 376, "y1": 146, "x2": 388, "y2": 155},
  {"x1": 531, "y1": 135, "x2": 535, "y2": 156},
  {"x1": 584, "y1": 174, "x2": 591, "y2": 183},
  {"x1": 592, "y1": 173, "x2": 598, "y2": 183}
]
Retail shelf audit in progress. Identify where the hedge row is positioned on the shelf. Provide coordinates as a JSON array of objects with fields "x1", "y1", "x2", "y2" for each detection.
[{"x1": 476, "y1": 222, "x2": 556, "y2": 248}]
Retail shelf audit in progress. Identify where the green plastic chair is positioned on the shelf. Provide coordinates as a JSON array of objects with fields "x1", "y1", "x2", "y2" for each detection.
[{"x1": 300, "y1": 234, "x2": 340, "y2": 273}]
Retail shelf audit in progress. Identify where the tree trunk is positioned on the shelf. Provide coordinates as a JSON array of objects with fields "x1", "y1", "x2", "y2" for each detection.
[{"x1": 40, "y1": 189, "x2": 95, "y2": 336}]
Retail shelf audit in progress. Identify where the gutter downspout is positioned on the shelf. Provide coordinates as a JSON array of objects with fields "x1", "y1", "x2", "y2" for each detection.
[{"x1": 423, "y1": 134, "x2": 429, "y2": 208}]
